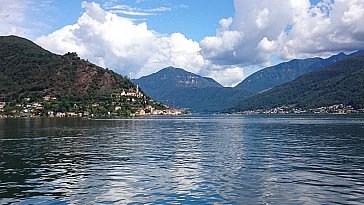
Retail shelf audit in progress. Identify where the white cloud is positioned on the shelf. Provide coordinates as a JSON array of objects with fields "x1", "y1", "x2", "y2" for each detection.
[
  {"x1": 106, "y1": 3, "x2": 171, "y2": 16},
  {"x1": 36, "y1": 1, "x2": 245, "y2": 86},
  {"x1": 200, "y1": 18, "x2": 243, "y2": 65},
  {"x1": 278, "y1": 0, "x2": 364, "y2": 59},
  {"x1": 112, "y1": 10, "x2": 153, "y2": 16},
  {"x1": 258, "y1": 37, "x2": 277, "y2": 52},
  {"x1": 207, "y1": 66, "x2": 244, "y2": 87},
  {"x1": 145, "y1": 7, "x2": 171, "y2": 12},
  {"x1": 255, "y1": 8, "x2": 270, "y2": 29},
  {"x1": 0, "y1": 0, "x2": 29, "y2": 36},
  {"x1": 0, "y1": 0, "x2": 56, "y2": 39},
  {"x1": 200, "y1": 0, "x2": 364, "y2": 67},
  {"x1": 36, "y1": 2, "x2": 205, "y2": 81}
]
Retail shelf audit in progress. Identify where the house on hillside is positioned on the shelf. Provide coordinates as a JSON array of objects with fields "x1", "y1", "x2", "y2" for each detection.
[
  {"x1": 0, "y1": 102, "x2": 6, "y2": 111},
  {"x1": 43, "y1": 96, "x2": 51, "y2": 101},
  {"x1": 115, "y1": 106, "x2": 122, "y2": 111},
  {"x1": 137, "y1": 109, "x2": 146, "y2": 116},
  {"x1": 56, "y1": 112, "x2": 66, "y2": 117},
  {"x1": 121, "y1": 86, "x2": 144, "y2": 98},
  {"x1": 66, "y1": 112, "x2": 79, "y2": 117}
]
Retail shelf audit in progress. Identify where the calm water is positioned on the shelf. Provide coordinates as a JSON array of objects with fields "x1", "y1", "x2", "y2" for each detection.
[{"x1": 0, "y1": 115, "x2": 364, "y2": 205}]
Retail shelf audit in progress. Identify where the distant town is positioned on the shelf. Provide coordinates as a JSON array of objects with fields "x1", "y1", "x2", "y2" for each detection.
[
  {"x1": 236, "y1": 104, "x2": 364, "y2": 115},
  {"x1": 0, "y1": 87, "x2": 185, "y2": 118}
]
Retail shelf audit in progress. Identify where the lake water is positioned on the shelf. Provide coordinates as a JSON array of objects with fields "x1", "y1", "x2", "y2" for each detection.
[{"x1": 0, "y1": 115, "x2": 363, "y2": 204}]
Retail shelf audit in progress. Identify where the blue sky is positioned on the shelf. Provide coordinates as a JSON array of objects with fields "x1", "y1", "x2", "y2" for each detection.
[
  {"x1": 32, "y1": 0, "x2": 322, "y2": 41},
  {"x1": 30, "y1": 0, "x2": 234, "y2": 41},
  {"x1": 1, "y1": 0, "x2": 363, "y2": 86}
]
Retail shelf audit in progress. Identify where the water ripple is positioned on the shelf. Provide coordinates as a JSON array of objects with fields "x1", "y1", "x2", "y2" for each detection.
[{"x1": 0, "y1": 115, "x2": 364, "y2": 204}]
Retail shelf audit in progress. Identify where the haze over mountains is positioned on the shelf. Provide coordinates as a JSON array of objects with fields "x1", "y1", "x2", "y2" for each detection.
[
  {"x1": 133, "y1": 67, "x2": 254, "y2": 112},
  {"x1": 230, "y1": 54, "x2": 364, "y2": 112},
  {"x1": 133, "y1": 50, "x2": 364, "y2": 112},
  {"x1": 235, "y1": 51, "x2": 364, "y2": 93}
]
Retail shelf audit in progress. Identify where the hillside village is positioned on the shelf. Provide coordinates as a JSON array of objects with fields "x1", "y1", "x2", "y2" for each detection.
[
  {"x1": 0, "y1": 86, "x2": 184, "y2": 118},
  {"x1": 236, "y1": 104, "x2": 364, "y2": 115}
]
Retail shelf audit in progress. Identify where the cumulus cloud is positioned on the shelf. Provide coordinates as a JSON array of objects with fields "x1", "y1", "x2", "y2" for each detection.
[
  {"x1": 36, "y1": 2, "x2": 205, "y2": 80},
  {"x1": 200, "y1": 18, "x2": 243, "y2": 65},
  {"x1": 206, "y1": 66, "x2": 244, "y2": 87},
  {"x1": 201, "y1": 0, "x2": 364, "y2": 66},
  {"x1": 278, "y1": 0, "x2": 364, "y2": 59}
]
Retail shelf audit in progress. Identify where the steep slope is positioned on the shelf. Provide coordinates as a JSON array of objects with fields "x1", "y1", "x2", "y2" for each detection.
[
  {"x1": 0, "y1": 35, "x2": 135, "y2": 100},
  {"x1": 235, "y1": 51, "x2": 361, "y2": 93},
  {"x1": 0, "y1": 35, "x2": 167, "y2": 117},
  {"x1": 132, "y1": 66, "x2": 222, "y2": 97},
  {"x1": 230, "y1": 55, "x2": 364, "y2": 112}
]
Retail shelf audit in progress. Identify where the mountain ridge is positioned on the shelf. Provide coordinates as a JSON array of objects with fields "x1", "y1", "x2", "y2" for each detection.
[
  {"x1": 229, "y1": 54, "x2": 364, "y2": 112},
  {"x1": 234, "y1": 50, "x2": 363, "y2": 92},
  {"x1": 132, "y1": 66, "x2": 222, "y2": 97}
]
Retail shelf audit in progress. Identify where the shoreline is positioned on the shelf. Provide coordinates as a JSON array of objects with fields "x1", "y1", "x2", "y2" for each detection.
[{"x1": 2, "y1": 112, "x2": 364, "y2": 119}]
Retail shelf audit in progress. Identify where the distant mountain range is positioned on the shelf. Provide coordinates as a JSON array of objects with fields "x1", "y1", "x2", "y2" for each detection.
[
  {"x1": 229, "y1": 54, "x2": 364, "y2": 112},
  {"x1": 235, "y1": 50, "x2": 364, "y2": 93},
  {"x1": 133, "y1": 67, "x2": 254, "y2": 112},
  {"x1": 133, "y1": 51, "x2": 364, "y2": 112},
  {"x1": 3, "y1": 35, "x2": 363, "y2": 115}
]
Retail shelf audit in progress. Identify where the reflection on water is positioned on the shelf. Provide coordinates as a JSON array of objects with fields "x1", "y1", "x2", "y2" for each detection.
[{"x1": 0, "y1": 115, "x2": 364, "y2": 204}]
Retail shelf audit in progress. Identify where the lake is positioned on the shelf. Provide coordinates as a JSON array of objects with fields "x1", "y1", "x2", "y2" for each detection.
[{"x1": 0, "y1": 115, "x2": 363, "y2": 204}]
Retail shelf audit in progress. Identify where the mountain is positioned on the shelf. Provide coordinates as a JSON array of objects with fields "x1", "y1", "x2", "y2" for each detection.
[
  {"x1": 132, "y1": 67, "x2": 254, "y2": 112},
  {"x1": 132, "y1": 66, "x2": 223, "y2": 97},
  {"x1": 235, "y1": 51, "x2": 362, "y2": 93},
  {"x1": 0, "y1": 35, "x2": 166, "y2": 117},
  {"x1": 156, "y1": 87, "x2": 255, "y2": 112},
  {"x1": 0, "y1": 35, "x2": 136, "y2": 100},
  {"x1": 229, "y1": 54, "x2": 364, "y2": 112}
]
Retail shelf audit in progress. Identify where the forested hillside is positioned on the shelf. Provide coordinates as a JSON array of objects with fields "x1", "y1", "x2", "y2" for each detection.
[{"x1": 0, "y1": 36, "x2": 167, "y2": 117}]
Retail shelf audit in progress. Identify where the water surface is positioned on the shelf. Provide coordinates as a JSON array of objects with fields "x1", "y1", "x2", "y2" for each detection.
[{"x1": 0, "y1": 115, "x2": 363, "y2": 204}]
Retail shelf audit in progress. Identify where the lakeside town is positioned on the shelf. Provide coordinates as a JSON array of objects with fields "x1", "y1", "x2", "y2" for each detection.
[
  {"x1": 0, "y1": 87, "x2": 185, "y2": 118},
  {"x1": 236, "y1": 104, "x2": 364, "y2": 115}
]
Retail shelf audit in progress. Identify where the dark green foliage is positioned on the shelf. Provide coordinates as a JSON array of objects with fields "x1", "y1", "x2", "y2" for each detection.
[
  {"x1": 230, "y1": 55, "x2": 364, "y2": 112},
  {"x1": 0, "y1": 35, "x2": 135, "y2": 101},
  {"x1": 235, "y1": 51, "x2": 362, "y2": 93},
  {"x1": 0, "y1": 35, "x2": 58, "y2": 100},
  {"x1": 0, "y1": 35, "x2": 159, "y2": 117}
]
